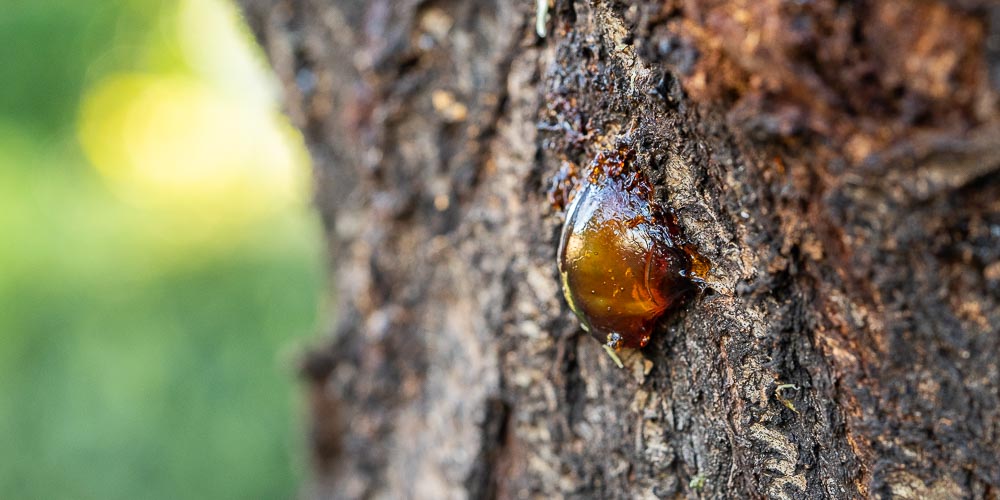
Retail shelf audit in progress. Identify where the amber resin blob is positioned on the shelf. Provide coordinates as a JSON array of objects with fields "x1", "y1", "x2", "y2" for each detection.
[{"x1": 555, "y1": 147, "x2": 704, "y2": 363}]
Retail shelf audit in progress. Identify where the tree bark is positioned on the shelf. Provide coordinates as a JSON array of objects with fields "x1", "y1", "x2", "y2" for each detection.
[{"x1": 238, "y1": 0, "x2": 1000, "y2": 498}]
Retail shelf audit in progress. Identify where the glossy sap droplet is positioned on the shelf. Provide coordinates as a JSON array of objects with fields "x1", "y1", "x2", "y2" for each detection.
[{"x1": 557, "y1": 154, "x2": 697, "y2": 351}]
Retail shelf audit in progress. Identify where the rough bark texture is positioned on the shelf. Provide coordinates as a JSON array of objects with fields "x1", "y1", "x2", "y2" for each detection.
[{"x1": 239, "y1": 0, "x2": 1000, "y2": 498}]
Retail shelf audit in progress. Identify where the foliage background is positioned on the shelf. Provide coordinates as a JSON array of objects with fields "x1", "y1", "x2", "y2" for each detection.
[{"x1": 0, "y1": 0, "x2": 325, "y2": 497}]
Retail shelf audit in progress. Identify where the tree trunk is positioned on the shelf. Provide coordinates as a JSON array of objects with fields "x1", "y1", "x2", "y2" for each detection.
[{"x1": 238, "y1": 0, "x2": 1000, "y2": 498}]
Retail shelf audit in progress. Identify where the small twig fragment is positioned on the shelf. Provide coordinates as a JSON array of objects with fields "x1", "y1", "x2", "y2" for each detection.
[
  {"x1": 535, "y1": 0, "x2": 548, "y2": 37},
  {"x1": 602, "y1": 344, "x2": 624, "y2": 368},
  {"x1": 775, "y1": 383, "x2": 801, "y2": 414}
]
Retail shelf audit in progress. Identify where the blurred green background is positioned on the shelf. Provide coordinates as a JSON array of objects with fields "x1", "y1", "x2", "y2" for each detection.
[{"x1": 0, "y1": 0, "x2": 325, "y2": 498}]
